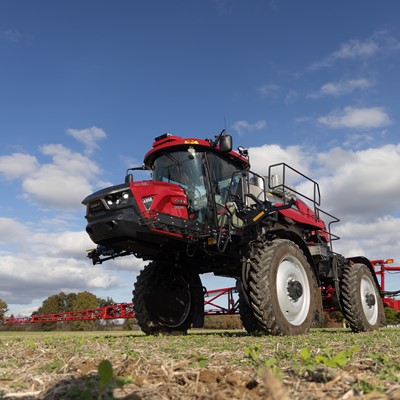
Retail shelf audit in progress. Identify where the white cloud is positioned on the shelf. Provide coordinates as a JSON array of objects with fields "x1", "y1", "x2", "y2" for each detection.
[
  {"x1": 333, "y1": 39, "x2": 379, "y2": 60},
  {"x1": 314, "y1": 144, "x2": 400, "y2": 220},
  {"x1": 310, "y1": 39, "x2": 378, "y2": 70},
  {"x1": 0, "y1": 217, "x2": 132, "y2": 306},
  {"x1": 247, "y1": 142, "x2": 400, "y2": 223},
  {"x1": 258, "y1": 84, "x2": 280, "y2": 98},
  {"x1": 0, "y1": 138, "x2": 103, "y2": 210},
  {"x1": 342, "y1": 133, "x2": 374, "y2": 149},
  {"x1": 285, "y1": 90, "x2": 298, "y2": 104},
  {"x1": 309, "y1": 31, "x2": 400, "y2": 70},
  {"x1": 0, "y1": 217, "x2": 30, "y2": 245},
  {"x1": 33, "y1": 231, "x2": 95, "y2": 258},
  {"x1": 0, "y1": 29, "x2": 23, "y2": 42},
  {"x1": 248, "y1": 144, "x2": 312, "y2": 189},
  {"x1": 66, "y1": 126, "x2": 107, "y2": 155},
  {"x1": 0, "y1": 252, "x2": 120, "y2": 304},
  {"x1": 231, "y1": 120, "x2": 267, "y2": 136},
  {"x1": 0, "y1": 128, "x2": 136, "y2": 310},
  {"x1": 0, "y1": 153, "x2": 39, "y2": 180},
  {"x1": 310, "y1": 78, "x2": 374, "y2": 98},
  {"x1": 0, "y1": 217, "x2": 92, "y2": 257},
  {"x1": 317, "y1": 106, "x2": 391, "y2": 129},
  {"x1": 21, "y1": 144, "x2": 100, "y2": 209},
  {"x1": 333, "y1": 217, "x2": 400, "y2": 290},
  {"x1": 0, "y1": 213, "x2": 146, "y2": 309}
]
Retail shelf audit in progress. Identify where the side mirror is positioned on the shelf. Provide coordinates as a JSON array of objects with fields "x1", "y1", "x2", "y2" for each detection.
[
  {"x1": 219, "y1": 135, "x2": 232, "y2": 153},
  {"x1": 125, "y1": 173, "x2": 133, "y2": 184}
]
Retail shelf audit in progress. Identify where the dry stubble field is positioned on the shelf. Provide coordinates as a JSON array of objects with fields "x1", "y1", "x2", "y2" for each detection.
[{"x1": 0, "y1": 328, "x2": 400, "y2": 400}]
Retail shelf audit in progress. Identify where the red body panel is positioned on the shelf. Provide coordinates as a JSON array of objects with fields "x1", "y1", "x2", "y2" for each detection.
[
  {"x1": 130, "y1": 180, "x2": 189, "y2": 220},
  {"x1": 382, "y1": 297, "x2": 400, "y2": 310},
  {"x1": 279, "y1": 198, "x2": 329, "y2": 240}
]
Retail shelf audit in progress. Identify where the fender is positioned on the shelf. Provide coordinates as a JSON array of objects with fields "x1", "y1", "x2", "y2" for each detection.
[
  {"x1": 268, "y1": 228, "x2": 321, "y2": 286},
  {"x1": 346, "y1": 256, "x2": 383, "y2": 296}
]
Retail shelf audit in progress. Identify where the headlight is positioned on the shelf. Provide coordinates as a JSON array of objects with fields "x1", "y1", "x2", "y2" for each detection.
[{"x1": 104, "y1": 191, "x2": 131, "y2": 208}]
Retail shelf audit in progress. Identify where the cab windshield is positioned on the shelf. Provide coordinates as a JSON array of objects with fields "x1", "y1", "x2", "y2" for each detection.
[
  {"x1": 152, "y1": 151, "x2": 208, "y2": 221},
  {"x1": 152, "y1": 149, "x2": 243, "y2": 223}
]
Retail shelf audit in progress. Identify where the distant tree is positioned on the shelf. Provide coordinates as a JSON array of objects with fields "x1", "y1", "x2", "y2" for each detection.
[
  {"x1": 36, "y1": 291, "x2": 115, "y2": 331},
  {"x1": 98, "y1": 296, "x2": 116, "y2": 329},
  {"x1": 72, "y1": 291, "x2": 101, "y2": 310},
  {"x1": 37, "y1": 292, "x2": 77, "y2": 315},
  {"x1": 0, "y1": 299, "x2": 8, "y2": 323},
  {"x1": 71, "y1": 291, "x2": 104, "y2": 331},
  {"x1": 99, "y1": 296, "x2": 115, "y2": 308},
  {"x1": 36, "y1": 292, "x2": 73, "y2": 330}
]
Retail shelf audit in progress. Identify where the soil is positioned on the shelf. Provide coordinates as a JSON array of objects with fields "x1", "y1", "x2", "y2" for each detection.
[{"x1": 0, "y1": 328, "x2": 400, "y2": 400}]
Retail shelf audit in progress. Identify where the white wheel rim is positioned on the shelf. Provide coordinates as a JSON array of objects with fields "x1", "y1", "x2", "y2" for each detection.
[
  {"x1": 276, "y1": 255, "x2": 311, "y2": 326},
  {"x1": 360, "y1": 275, "x2": 378, "y2": 325}
]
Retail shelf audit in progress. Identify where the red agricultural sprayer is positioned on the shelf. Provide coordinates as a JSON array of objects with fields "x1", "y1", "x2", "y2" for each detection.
[{"x1": 81, "y1": 131, "x2": 388, "y2": 335}]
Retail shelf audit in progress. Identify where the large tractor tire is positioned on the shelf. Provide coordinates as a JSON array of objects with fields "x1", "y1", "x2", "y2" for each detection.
[
  {"x1": 238, "y1": 294, "x2": 268, "y2": 335},
  {"x1": 340, "y1": 263, "x2": 385, "y2": 332},
  {"x1": 133, "y1": 261, "x2": 202, "y2": 335},
  {"x1": 246, "y1": 239, "x2": 317, "y2": 335}
]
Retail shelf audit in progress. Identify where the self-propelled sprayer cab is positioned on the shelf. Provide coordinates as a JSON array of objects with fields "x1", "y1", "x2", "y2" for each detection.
[{"x1": 141, "y1": 132, "x2": 249, "y2": 223}]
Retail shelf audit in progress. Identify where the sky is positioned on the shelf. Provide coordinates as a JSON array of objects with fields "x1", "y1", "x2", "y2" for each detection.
[{"x1": 1, "y1": 0, "x2": 400, "y2": 317}]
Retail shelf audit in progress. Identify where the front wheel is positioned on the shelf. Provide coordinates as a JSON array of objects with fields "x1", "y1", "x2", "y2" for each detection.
[
  {"x1": 133, "y1": 262, "x2": 202, "y2": 335},
  {"x1": 340, "y1": 263, "x2": 385, "y2": 332},
  {"x1": 238, "y1": 293, "x2": 268, "y2": 336},
  {"x1": 246, "y1": 239, "x2": 317, "y2": 335}
]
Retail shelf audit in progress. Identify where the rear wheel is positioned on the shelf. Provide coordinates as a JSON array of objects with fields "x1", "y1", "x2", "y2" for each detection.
[
  {"x1": 340, "y1": 263, "x2": 385, "y2": 332},
  {"x1": 133, "y1": 262, "x2": 202, "y2": 335},
  {"x1": 246, "y1": 239, "x2": 316, "y2": 335}
]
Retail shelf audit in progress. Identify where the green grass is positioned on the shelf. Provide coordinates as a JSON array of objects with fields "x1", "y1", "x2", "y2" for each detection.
[{"x1": 0, "y1": 327, "x2": 399, "y2": 398}]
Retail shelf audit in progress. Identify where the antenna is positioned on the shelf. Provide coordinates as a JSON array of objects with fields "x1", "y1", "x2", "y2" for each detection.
[
  {"x1": 213, "y1": 128, "x2": 226, "y2": 147},
  {"x1": 211, "y1": 117, "x2": 228, "y2": 147}
]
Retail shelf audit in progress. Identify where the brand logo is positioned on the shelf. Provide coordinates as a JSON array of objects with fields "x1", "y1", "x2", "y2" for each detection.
[{"x1": 142, "y1": 196, "x2": 154, "y2": 210}]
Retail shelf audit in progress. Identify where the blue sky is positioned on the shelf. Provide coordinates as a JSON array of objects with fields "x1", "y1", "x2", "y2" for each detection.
[{"x1": 1, "y1": 1, "x2": 400, "y2": 316}]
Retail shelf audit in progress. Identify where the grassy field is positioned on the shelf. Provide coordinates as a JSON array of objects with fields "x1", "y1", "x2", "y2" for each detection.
[{"x1": 1, "y1": 328, "x2": 400, "y2": 399}]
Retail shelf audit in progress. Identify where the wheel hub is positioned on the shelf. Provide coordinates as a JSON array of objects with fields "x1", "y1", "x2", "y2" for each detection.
[
  {"x1": 365, "y1": 293, "x2": 376, "y2": 307},
  {"x1": 287, "y1": 279, "x2": 303, "y2": 302},
  {"x1": 277, "y1": 255, "x2": 311, "y2": 326}
]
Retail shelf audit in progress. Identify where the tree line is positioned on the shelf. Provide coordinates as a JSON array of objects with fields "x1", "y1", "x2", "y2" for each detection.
[
  {"x1": 1, "y1": 291, "x2": 116, "y2": 331},
  {"x1": 0, "y1": 298, "x2": 8, "y2": 323},
  {"x1": 2, "y1": 294, "x2": 400, "y2": 331}
]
